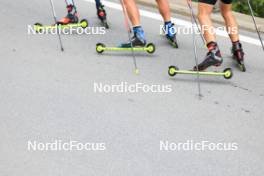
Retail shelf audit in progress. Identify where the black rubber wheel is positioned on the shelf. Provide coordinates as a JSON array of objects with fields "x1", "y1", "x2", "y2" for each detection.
[
  {"x1": 239, "y1": 61, "x2": 246, "y2": 72},
  {"x1": 240, "y1": 64, "x2": 246, "y2": 72},
  {"x1": 80, "y1": 19, "x2": 89, "y2": 28},
  {"x1": 103, "y1": 20, "x2": 109, "y2": 29},
  {"x1": 232, "y1": 53, "x2": 246, "y2": 72},
  {"x1": 173, "y1": 41, "x2": 179, "y2": 49},
  {"x1": 168, "y1": 65, "x2": 178, "y2": 77},
  {"x1": 172, "y1": 35, "x2": 179, "y2": 49},
  {"x1": 146, "y1": 43, "x2": 155, "y2": 54},
  {"x1": 34, "y1": 23, "x2": 43, "y2": 33},
  {"x1": 96, "y1": 43, "x2": 105, "y2": 54},
  {"x1": 105, "y1": 23, "x2": 109, "y2": 29},
  {"x1": 223, "y1": 68, "x2": 233, "y2": 79}
]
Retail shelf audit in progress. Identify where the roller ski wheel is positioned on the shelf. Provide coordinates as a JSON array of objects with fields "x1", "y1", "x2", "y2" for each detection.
[
  {"x1": 95, "y1": 43, "x2": 155, "y2": 54},
  {"x1": 168, "y1": 66, "x2": 178, "y2": 77},
  {"x1": 80, "y1": 19, "x2": 89, "y2": 29},
  {"x1": 96, "y1": 43, "x2": 105, "y2": 54},
  {"x1": 223, "y1": 68, "x2": 233, "y2": 79},
  {"x1": 146, "y1": 43, "x2": 155, "y2": 54},
  {"x1": 168, "y1": 66, "x2": 233, "y2": 80},
  {"x1": 34, "y1": 23, "x2": 43, "y2": 33}
]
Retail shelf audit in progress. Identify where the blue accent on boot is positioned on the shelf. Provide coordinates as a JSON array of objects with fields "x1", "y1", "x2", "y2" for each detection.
[
  {"x1": 133, "y1": 26, "x2": 146, "y2": 43},
  {"x1": 164, "y1": 21, "x2": 176, "y2": 38}
]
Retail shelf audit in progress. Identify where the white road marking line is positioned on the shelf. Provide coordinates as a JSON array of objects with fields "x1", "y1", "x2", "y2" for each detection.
[{"x1": 84, "y1": 0, "x2": 264, "y2": 47}]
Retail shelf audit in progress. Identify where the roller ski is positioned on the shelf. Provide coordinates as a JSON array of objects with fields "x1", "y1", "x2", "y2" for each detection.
[
  {"x1": 168, "y1": 40, "x2": 233, "y2": 80},
  {"x1": 96, "y1": 4, "x2": 109, "y2": 29},
  {"x1": 34, "y1": 4, "x2": 88, "y2": 32},
  {"x1": 231, "y1": 41, "x2": 246, "y2": 72},
  {"x1": 34, "y1": 20, "x2": 88, "y2": 32},
  {"x1": 168, "y1": 66, "x2": 233, "y2": 80},
  {"x1": 96, "y1": 27, "x2": 155, "y2": 54},
  {"x1": 192, "y1": 42, "x2": 223, "y2": 71},
  {"x1": 96, "y1": 43, "x2": 155, "y2": 54},
  {"x1": 162, "y1": 22, "x2": 179, "y2": 48}
]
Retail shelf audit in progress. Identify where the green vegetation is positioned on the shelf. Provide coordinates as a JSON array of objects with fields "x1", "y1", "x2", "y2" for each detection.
[
  {"x1": 192, "y1": 0, "x2": 264, "y2": 18},
  {"x1": 233, "y1": 0, "x2": 264, "y2": 18}
]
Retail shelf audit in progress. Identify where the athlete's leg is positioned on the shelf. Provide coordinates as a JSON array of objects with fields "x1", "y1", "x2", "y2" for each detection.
[
  {"x1": 220, "y1": 1, "x2": 239, "y2": 42},
  {"x1": 156, "y1": 0, "x2": 171, "y2": 22},
  {"x1": 119, "y1": 0, "x2": 146, "y2": 47},
  {"x1": 197, "y1": 1, "x2": 215, "y2": 43},
  {"x1": 220, "y1": 0, "x2": 245, "y2": 69},
  {"x1": 95, "y1": 0, "x2": 102, "y2": 9},
  {"x1": 156, "y1": 0, "x2": 177, "y2": 46},
  {"x1": 194, "y1": 0, "x2": 223, "y2": 71},
  {"x1": 123, "y1": 0, "x2": 141, "y2": 26}
]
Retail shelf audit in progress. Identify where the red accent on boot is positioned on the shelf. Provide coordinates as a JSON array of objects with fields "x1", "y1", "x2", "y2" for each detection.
[
  {"x1": 67, "y1": 5, "x2": 74, "y2": 13},
  {"x1": 99, "y1": 11, "x2": 105, "y2": 17},
  {"x1": 58, "y1": 17, "x2": 71, "y2": 24},
  {"x1": 207, "y1": 42, "x2": 217, "y2": 52}
]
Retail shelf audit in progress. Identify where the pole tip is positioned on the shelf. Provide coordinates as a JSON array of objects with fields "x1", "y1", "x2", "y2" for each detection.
[{"x1": 135, "y1": 69, "x2": 139, "y2": 75}]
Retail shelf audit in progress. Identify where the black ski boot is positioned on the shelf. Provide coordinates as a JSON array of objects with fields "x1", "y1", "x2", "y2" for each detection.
[
  {"x1": 57, "y1": 4, "x2": 78, "y2": 25},
  {"x1": 194, "y1": 42, "x2": 223, "y2": 71},
  {"x1": 232, "y1": 41, "x2": 246, "y2": 72},
  {"x1": 119, "y1": 27, "x2": 146, "y2": 48},
  {"x1": 163, "y1": 22, "x2": 178, "y2": 48},
  {"x1": 97, "y1": 4, "x2": 109, "y2": 28}
]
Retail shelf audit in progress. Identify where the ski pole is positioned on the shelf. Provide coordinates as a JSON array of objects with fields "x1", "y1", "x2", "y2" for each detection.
[
  {"x1": 64, "y1": 0, "x2": 69, "y2": 6},
  {"x1": 119, "y1": 0, "x2": 139, "y2": 75},
  {"x1": 49, "y1": 0, "x2": 64, "y2": 51},
  {"x1": 247, "y1": 0, "x2": 264, "y2": 51},
  {"x1": 189, "y1": 0, "x2": 202, "y2": 98},
  {"x1": 187, "y1": 0, "x2": 206, "y2": 47}
]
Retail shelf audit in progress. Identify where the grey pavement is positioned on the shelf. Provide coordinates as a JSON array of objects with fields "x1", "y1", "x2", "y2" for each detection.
[{"x1": 0, "y1": 0, "x2": 264, "y2": 176}]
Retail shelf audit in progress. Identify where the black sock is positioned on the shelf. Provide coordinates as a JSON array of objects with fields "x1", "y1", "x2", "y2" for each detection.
[
  {"x1": 207, "y1": 41, "x2": 218, "y2": 52},
  {"x1": 232, "y1": 40, "x2": 242, "y2": 50}
]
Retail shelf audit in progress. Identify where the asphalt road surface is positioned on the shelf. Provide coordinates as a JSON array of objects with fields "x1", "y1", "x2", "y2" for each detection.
[{"x1": 0, "y1": 0, "x2": 264, "y2": 175}]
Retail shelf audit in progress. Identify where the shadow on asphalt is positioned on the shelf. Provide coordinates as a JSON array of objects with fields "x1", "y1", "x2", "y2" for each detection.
[
  {"x1": 95, "y1": 52, "x2": 159, "y2": 58},
  {"x1": 169, "y1": 77, "x2": 232, "y2": 85}
]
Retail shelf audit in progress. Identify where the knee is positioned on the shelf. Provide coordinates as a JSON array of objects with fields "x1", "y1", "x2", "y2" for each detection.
[
  {"x1": 221, "y1": 10, "x2": 233, "y2": 20},
  {"x1": 198, "y1": 11, "x2": 210, "y2": 21}
]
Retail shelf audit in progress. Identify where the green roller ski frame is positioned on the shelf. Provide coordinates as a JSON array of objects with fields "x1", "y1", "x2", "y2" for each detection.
[
  {"x1": 96, "y1": 43, "x2": 156, "y2": 54},
  {"x1": 168, "y1": 66, "x2": 233, "y2": 79},
  {"x1": 34, "y1": 19, "x2": 88, "y2": 32}
]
